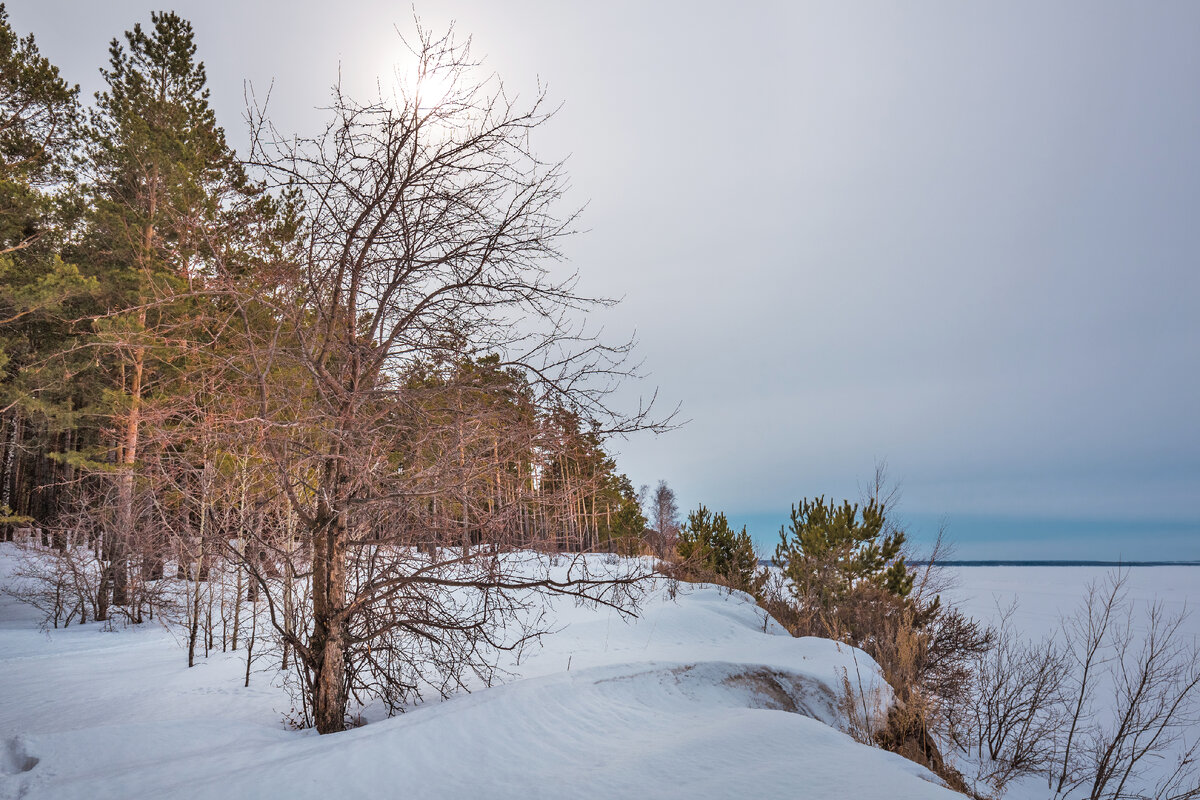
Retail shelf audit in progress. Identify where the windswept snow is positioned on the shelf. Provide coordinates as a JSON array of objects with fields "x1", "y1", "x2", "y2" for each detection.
[{"x1": 0, "y1": 544, "x2": 958, "y2": 799}]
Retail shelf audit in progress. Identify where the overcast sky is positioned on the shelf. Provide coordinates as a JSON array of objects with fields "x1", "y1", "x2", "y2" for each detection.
[{"x1": 10, "y1": 1, "x2": 1199, "y2": 559}]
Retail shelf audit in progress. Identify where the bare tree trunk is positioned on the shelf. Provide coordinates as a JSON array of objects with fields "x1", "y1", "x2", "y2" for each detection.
[
  {"x1": 187, "y1": 498, "x2": 207, "y2": 668},
  {"x1": 204, "y1": 574, "x2": 213, "y2": 656},
  {"x1": 232, "y1": 557, "x2": 242, "y2": 651},
  {"x1": 96, "y1": 530, "x2": 110, "y2": 622},
  {"x1": 281, "y1": 508, "x2": 296, "y2": 671},
  {"x1": 310, "y1": 451, "x2": 350, "y2": 734},
  {"x1": 231, "y1": 463, "x2": 249, "y2": 650},
  {"x1": 244, "y1": 590, "x2": 258, "y2": 688}
]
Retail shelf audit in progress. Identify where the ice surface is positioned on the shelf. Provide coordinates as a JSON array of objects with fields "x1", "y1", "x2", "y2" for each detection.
[{"x1": 944, "y1": 565, "x2": 1200, "y2": 799}]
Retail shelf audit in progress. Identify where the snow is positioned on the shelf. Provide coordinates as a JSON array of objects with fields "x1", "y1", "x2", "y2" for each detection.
[
  {"x1": 944, "y1": 565, "x2": 1200, "y2": 643},
  {"x1": 0, "y1": 544, "x2": 958, "y2": 800},
  {"x1": 942, "y1": 565, "x2": 1200, "y2": 799}
]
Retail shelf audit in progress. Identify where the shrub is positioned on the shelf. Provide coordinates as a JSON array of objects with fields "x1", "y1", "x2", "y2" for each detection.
[{"x1": 4, "y1": 540, "x2": 101, "y2": 628}]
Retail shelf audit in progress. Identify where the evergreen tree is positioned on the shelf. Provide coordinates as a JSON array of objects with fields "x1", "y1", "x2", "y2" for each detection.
[
  {"x1": 0, "y1": 4, "x2": 93, "y2": 531},
  {"x1": 397, "y1": 350, "x2": 539, "y2": 550},
  {"x1": 774, "y1": 496, "x2": 912, "y2": 609},
  {"x1": 598, "y1": 473, "x2": 647, "y2": 555},
  {"x1": 81, "y1": 11, "x2": 248, "y2": 616},
  {"x1": 678, "y1": 504, "x2": 764, "y2": 596},
  {"x1": 0, "y1": 3, "x2": 80, "y2": 260}
]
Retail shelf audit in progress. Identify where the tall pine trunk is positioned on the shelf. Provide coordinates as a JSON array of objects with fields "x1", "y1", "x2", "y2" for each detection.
[{"x1": 112, "y1": 334, "x2": 144, "y2": 608}]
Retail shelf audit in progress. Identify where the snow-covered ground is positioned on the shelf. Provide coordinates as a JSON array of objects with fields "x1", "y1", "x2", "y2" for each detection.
[
  {"x1": 6, "y1": 545, "x2": 1193, "y2": 800},
  {"x1": 0, "y1": 543, "x2": 956, "y2": 800},
  {"x1": 944, "y1": 565, "x2": 1200, "y2": 643}
]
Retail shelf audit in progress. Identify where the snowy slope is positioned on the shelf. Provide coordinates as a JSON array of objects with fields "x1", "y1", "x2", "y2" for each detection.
[{"x1": 0, "y1": 544, "x2": 958, "y2": 799}]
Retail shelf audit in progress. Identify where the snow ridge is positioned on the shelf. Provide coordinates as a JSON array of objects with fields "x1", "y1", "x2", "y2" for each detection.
[{"x1": 0, "y1": 546, "x2": 959, "y2": 799}]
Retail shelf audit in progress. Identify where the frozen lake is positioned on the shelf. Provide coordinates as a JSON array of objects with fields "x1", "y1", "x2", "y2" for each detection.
[{"x1": 942, "y1": 564, "x2": 1200, "y2": 641}]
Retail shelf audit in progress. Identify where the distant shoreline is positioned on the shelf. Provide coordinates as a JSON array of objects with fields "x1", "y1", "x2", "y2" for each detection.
[
  {"x1": 760, "y1": 559, "x2": 1200, "y2": 568},
  {"x1": 915, "y1": 560, "x2": 1200, "y2": 567}
]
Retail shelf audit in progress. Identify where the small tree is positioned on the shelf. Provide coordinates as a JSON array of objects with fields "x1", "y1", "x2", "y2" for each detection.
[
  {"x1": 677, "y1": 504, "x2": 764, "y2": 596},
  {"x1": 648, "y1": 479, "x2": 679, "y2": 558},
  {"x1": 774, "y1": 495, "x2": 911, "y2": 610}
]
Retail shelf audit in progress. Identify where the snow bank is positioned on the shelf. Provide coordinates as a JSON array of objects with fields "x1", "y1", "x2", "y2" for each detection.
[{"x1": 0, "y1": 544, "x2": 958, "y2": 799}]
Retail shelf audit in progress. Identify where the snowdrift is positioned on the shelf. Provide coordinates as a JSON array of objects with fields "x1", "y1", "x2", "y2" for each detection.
[{"x1": 0, "y1": 544, "x2": 958, "y2": 799}]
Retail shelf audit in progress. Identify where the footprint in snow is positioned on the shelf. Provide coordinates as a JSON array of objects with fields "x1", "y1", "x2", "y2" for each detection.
[{"x1": 0, "y1": 736, "x2": 38, "y2": 776}]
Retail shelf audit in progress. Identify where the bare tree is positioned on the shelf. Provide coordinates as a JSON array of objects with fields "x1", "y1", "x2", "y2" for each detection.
[
  {"x1": 1056, "y1": 581, "x2": 1200, "y2": 800},
  {"x1": 648, "y1": 479, "x2": 679, "y2": 558},
  {"x1": 198, "y1": 23, "x2": 666, "y2": 733},
  {"x1": 953, "y1": 569, "x2": 1200, "y2": 800},
  {"x1": 1052, "y1": 570, "x2": 1130, "y2": 797}
]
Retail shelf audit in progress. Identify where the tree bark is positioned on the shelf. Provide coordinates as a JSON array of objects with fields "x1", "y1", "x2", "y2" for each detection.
[
  {"x1": 2, "y1": 412, "x2": 19, "y2": 541},
  {"x1": 310, "y1": 457, "x2": 349, "y2": 733}
]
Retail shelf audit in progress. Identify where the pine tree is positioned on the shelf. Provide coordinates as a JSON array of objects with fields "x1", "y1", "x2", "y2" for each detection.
[
  {"x1": 678, "y1": 504, "x2": 764, "y2": 596},
  {"x1": 82, "y1": 11, "x2": 247, "y2": 617},
  {"x1": 0, "y1": 4, "x2": 93, "y2": 533},
  {"x1": 598, "y1": 473, "x2": 647, "y2": 555},
  {"x1": 0, "y1": 3, "x2": 80, "y2": 261},
  {"x1": 774, "y1": 496, "x2": 912, "y2": 609}
]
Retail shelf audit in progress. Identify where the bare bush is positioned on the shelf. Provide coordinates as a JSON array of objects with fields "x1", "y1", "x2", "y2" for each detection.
[
  {"x1": 1051, "y1": 572, "x2": 1200, "y2": 800},
  {"x1": 4, "y1": 486, "x2": 180, "y2": 629},
  {"x1": 950, "y1": 569, "x2": 1200, "y2": 800},
  {"x1": 956, "y1": 604, "x2": 1069, "y2": 795},
  {"x1": 3, "y1": 539, "x2": 100, "y2": 628}
]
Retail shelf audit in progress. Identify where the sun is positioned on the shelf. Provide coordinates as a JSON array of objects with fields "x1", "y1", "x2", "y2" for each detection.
[{"x1": 384, "y1": 59, "x2": 457, "y2": 113}]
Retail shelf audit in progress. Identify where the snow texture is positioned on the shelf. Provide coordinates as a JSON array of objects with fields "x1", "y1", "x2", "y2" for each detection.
[{"x1": 0, "y1": 544, "x2": 957, "y2": 799}]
